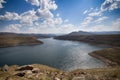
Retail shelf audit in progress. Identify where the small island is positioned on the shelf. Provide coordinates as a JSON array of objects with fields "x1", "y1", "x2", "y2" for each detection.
[{"x1": 0, "y1": 35, "x2": 43, "y2": 48}]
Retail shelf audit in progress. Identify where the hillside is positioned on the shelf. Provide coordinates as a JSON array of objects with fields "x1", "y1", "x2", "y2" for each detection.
[
  {"x1": 54, "y1": 34, "x2": 120, "y2": 47},
  {"x1": 68, "y1": 31, "x2": 120, "y2": 35},
  {"x1": 89, "y1": 47, "x2": 120, "y2": 67},
  {"x1": 0, "y1": 35, "x2": 43, "y2": 48},
  {"x1": 0, "y1": 64, "x2": 120, "y2": 80},
  {"x1": 0, "y1": 32, "x2": 56, "y2": 38}
]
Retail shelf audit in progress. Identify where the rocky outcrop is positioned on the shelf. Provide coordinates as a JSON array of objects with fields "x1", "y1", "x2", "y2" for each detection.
[{"x1": 0, "y1": 64, "x2": 120, "y2": 80}]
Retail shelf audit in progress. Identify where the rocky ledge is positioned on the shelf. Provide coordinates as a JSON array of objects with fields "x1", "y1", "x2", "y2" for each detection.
[{"x1": 0, "y1": 64, "x2": 120, "y2": 80}]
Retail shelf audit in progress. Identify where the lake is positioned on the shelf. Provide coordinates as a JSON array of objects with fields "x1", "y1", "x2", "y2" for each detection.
[{"x1": 0, "y1": 38, "x2": 107, "y2": 71}]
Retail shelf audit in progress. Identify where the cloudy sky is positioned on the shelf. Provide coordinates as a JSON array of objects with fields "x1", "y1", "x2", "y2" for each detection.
[{"x1": 0, "y1": 0, "x2": 120, "y2": 34}]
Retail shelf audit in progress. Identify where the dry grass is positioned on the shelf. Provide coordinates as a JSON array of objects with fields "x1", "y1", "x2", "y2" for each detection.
[
  {"x1": 0, "y1": 35, "x2": 43, "y2": 47},
  {"x1": 55, "y1": 34, "x2": 120, "y2": 47},
  {"x1": 89, "y1": 47, "x2": 120, "y2": 66}
]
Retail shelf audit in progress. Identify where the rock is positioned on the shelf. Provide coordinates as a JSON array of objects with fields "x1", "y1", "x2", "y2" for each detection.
[
  {"x1": 32, "y1": 68, "x2": 39, "y2": 73},
  {"x1": 54, "y1": 77, "x2": 60, "y2": 80},
  {"x1": 16, "y1": 65, "x2": 33, "y2": 71},
  {"x1": 25, "y1": 70, "x2": 32, "y2": 74},
  {"x1": 32, "y1": 70, "x2": 39, "y2": 73},
  {"x1": 15, "y1": 72, "x2": 25, "y2": 77},
  {"x1": 2, "y1": 64, "x2": 9, "y2": 72},
  {"x1": 72, "y1": 76, "x2": 86, "y2": 80}
]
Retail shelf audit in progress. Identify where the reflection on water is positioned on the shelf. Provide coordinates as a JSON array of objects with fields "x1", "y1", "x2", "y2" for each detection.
[{"x1": 0, "y1": 38, "x2": 107, "y2": 71}]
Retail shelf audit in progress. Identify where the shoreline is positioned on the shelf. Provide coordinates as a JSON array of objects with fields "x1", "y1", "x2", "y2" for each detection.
[
  {"x1": 0, "y1": 42, "x2": 43, "y2": 48},
  {"x1": 0, "y1": 36, "x2": 43, "y2": 48},
  {"x1": 89, "y1": 47, "x2": 120, "y2": 67},
  {"x1": 89, "y1": 52, "x2": 118, "y2": 67}
]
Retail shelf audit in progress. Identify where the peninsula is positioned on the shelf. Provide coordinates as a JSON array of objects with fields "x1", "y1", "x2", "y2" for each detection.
[{"x1": 0, "y1": 35, "x2": 43, "y2": 48}]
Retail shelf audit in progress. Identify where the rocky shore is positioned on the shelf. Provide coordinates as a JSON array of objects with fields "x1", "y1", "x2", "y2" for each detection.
[{"x1": 0, "y1": 64, "x2": 120, "y2": 80}]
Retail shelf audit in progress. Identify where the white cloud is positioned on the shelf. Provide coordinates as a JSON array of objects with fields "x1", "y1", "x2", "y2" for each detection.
[
  {"x1": 101, "y1": 0, "x2": 120, "y2": 11},
  {"x1": 94, "y1": 16, "x2": 108, "y2": 23},
  {"x1": 20, "y1": 10, "x2": 38, "y2": 26},
  {"x1": 64, "y1": 19, "x2": 69, "y2": 23},
  {"x1": 56, "y1": 13, "x2": 60, "y2": 17},
  {"x1": 81, "y1": 17, "x2": 93, "y2": 27},
  {"x1": 82, "y1": 18, "x2": 120, "y2": 31},
  {"x1": 26, "y1": 0, "x2": 57, "y2": 10},
  {"x1": 0, "y1": 12, "x2": 20, "y2": 20},
  {"x1": 36, "y1": 9, "x2": 53, "y2": 19},
  {"x1": 4, "y1": 24, "x2": 22, "y2": 33},
  {"x1": 0, "y1": 0, "x2": 6, "y2": 8},
  {"x1": 26, "y1": 0, "x2": 39, "y2": 6},
  {"x1": 42, "y1": 17, "x2": 62, "y2": 27},
  {"x1": 83, "y1": 10, "x2": 88, "y2": 14},
  {"x1": 0, "y1": 0, "x2": 60, "y2": 34},
  {"x1": 88, "y1": 11, "x2": 101, "y2": 17},
  {"x1": 58, "y1": 24, "x2": 79, "y2": 34},
  {"x1": 112, "y1": 18, "x2": 120, "y2": 28},
  {"x1": 85, "y1": 24, "x2": 120, "y2": 31}
]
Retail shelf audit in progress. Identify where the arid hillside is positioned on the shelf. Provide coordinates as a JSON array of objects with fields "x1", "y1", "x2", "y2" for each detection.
[{"x1": 0, "y1": 35, "x2": 43, "y2": 48}]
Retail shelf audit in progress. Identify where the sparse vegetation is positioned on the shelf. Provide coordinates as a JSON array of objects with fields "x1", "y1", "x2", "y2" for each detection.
[
  {"x1": 0, "y1": 64, "x2": 120, "y2": 80},
  {"x1": 0, "y1": 35, "x2": 43, "y2": 48},
  {"x1": 89, "y1": 47, "x2": 120, "y2": 67},
  {"x1": 54, "y1": 34, "x2": 120, "y2": 47}
]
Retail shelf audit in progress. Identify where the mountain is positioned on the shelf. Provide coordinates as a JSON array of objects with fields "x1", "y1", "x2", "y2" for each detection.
[
  {"x1": 68, "y1": 31, "x2": 120, "y2": 36},
  {"x1": 91, "y1": 31, "x2": 120, "y2": 35},
  {"x1": 54, "y1": 31, "x2": 120, "y2": 47},
  {"x1": 68, "y1": 31, "x2": 93, "y2": 35}
]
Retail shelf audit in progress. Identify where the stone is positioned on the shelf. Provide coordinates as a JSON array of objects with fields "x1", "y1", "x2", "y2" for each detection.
[
  {"x1": 2, "y1": 64, "x2": 9, "y2": 72},
  {"x1": 16, "y1": 65, "x2": 33, "y2": 71},
  {"x1": 15, "y1": 72, "x2": 25, "y2": 77},
  {"x1": 54, "y1": 77, "x2": 60, "y2": 80},
  {"x1": 72, "y1": 76, "x2": 86, "y2": 80},
  {"x1": 26, "y1": 70, "x2": 32, "y2": 74}
]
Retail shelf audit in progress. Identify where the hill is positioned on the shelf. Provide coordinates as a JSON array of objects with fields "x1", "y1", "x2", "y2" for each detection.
[
  {"x1": 0, "y1": 32, "x2": 56, "y2": 38},
  {"x1": 0, "y1": 64, "x2": 120, "y2": 80},
  {"x1": 0, "y1": 35, "x2": 43, "y2": 48},
  {"x1": 54, "y1": 31, "x2": 120, "y2": 47},
  {"x1": 68, "y1": 31, "x2": 120, "y2": 35},
  {"x1": 89, "y1": 47, "x2": 120, "y2": 67}
]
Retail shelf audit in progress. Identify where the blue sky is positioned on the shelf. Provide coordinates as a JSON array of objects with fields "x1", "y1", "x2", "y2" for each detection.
[{"x1": 0, "y1": 0, "x2": 120, "y2": 34}]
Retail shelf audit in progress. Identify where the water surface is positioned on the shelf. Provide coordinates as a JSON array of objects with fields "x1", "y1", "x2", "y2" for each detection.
[{"x1": 0, "y1": 38, "x2": 107, "y2": 71}]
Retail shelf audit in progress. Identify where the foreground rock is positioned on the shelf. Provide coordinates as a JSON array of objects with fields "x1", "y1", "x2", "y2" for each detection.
[
  {"x1": 0, "y1": 64, "x2": 120, "y2": 80},
  {"x1": 89, "y1": 47, "x2": 120, "y2": 67},
  {"x1": 0, "y1": 35, "x2": 43, "y2": 48}
]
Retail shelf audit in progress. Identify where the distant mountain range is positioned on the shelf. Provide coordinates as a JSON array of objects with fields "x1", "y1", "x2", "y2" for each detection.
[{"x1": 68, "y1": 31, "x2": 120, "y2": 36}]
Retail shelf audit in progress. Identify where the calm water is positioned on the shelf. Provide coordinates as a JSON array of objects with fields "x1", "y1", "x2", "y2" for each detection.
[{"x1": 0, "y1": 38, "x2": 107, "y2": 71}]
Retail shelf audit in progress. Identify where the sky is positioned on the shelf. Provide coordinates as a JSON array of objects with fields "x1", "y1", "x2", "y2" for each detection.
[{"x1": 0, "y1": 0, "x2": 120, "y2": 34}]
